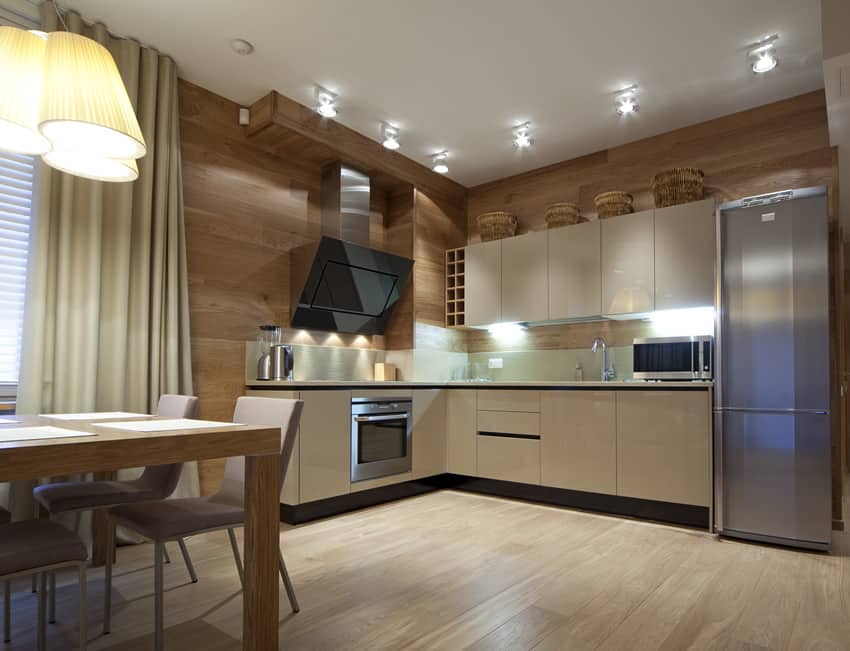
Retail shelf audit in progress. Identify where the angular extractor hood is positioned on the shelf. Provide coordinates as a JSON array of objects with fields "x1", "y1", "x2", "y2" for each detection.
[{"x1": 289, "y1": 163, "x2": 413, "y2": 334}]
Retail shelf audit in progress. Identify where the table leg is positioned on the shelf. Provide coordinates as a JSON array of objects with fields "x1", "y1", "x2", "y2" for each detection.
[
  {"x1": 91, "y1": 471, "x2": 117, "y2": 567},
  {"x1": 243, "y1": 452, "x2": 280, "y2": 650}
]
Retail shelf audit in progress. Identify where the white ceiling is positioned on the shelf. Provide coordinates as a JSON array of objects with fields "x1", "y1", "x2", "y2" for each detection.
[{"x1": 62, "y1": 0, "x2": 825, "y2": 187}]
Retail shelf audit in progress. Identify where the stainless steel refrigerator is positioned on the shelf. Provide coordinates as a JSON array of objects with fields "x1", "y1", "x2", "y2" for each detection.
[{"x1": 715, "y1": 186, "x2": 831, "y2": 551}]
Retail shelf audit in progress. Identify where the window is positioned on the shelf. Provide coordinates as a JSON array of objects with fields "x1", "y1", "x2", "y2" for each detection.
[{"x1": 0, "y1": 152, "x2": 33, "y2": 398}]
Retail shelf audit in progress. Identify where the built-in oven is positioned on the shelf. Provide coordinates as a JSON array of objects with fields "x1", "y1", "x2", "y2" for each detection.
[
  {"x1": 351, "y1": 397, "x2": 412, "y2": 482},
  {"x1": 633, "y1": 335, "x2": 713, "y2": 380}
]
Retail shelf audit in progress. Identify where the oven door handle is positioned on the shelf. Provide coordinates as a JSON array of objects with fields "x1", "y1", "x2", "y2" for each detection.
[{"x1": 354, "y1": 413, "x2": 409, "y2": 423}]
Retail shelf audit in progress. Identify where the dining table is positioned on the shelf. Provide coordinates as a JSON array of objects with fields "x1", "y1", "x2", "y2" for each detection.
[{"x1": 0, "y1": 414, "x2": 282, "y2": 650}]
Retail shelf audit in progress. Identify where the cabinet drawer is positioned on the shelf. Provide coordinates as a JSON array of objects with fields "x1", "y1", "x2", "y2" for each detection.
[
  {"x1": 477, "y1": 435, "x2": 541, "y2": 484},
  {"x1": 477, "y1": 410, "x2": 540, "y2": 437},
  {"x1": 477, "y1": 390, "x2": 540, "y2": 412}
]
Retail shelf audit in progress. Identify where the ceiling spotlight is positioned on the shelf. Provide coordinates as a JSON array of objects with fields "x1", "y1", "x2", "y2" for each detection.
[
  {"x1": 513, "y1": 122, "x2": 533, "y2": 148},
  {"x1": 749, "y1": 34, "x2": 779, "y2": 74},
  {"x1": 615, "y1": 86, "x2": 639, "y2": 116},
  {"x1": 230, "y1": 38, "x2": 254, "y2": 55},
  {"x1": 431, "y1": 151, "x2": 449, "y2": 174},
  {"x1": 381, "y1": 123, "x2": 400, "y2": 150},
  {"x1": 316, "y1": 87, "x2": 337, "y2": 118}
]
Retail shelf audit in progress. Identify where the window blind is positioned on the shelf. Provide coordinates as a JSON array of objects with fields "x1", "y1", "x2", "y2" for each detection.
[{"x1": 0, "y1": 152, "x2": 33, "y2": 390}]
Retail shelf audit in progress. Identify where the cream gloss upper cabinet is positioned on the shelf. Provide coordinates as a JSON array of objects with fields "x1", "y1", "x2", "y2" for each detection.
[
  {"x1": 501, "y1": 230, "x2": 548, "y2": 323},
  {"x1": 548, "y1": 220, "x2": 602, "y2": 319},
  {"x1": 465, "y1": 240, "x2": 502, "y2": 326},
  {"x1": 654, "y1": 198, "x2": 716, "y2": 311},
  {"x1": 601, "y1": 209, "x2": 655, "y2": 316}
]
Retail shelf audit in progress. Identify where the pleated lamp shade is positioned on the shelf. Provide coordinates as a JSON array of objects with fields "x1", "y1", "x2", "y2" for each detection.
[
  {"x1": 0, "y1": 27, "x2": 52, "y2": 155},
  {"x1": 39, "y1": 31, "x2": 146, "y2": 161},
  {"x1": 42, "y1": 150, "x2": 139, "y2": 182}
]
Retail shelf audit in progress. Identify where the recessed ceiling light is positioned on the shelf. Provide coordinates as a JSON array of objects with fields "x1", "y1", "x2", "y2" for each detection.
[
  {"x1": 431, "y1": 151, "x2": 449, "y2": 174},
  {"x1": 513, "y1": 122, "x2": 533, "y2": 148},
  {"x1": 749, "y1": 34, "x2": 779, "y2": 74},
  {"x1": 615, "y1": 86, "x2": 639, "y2": 116},
  {"x1": 316, "y1": 87, "x2": 337, "y2": 118},
  {"x1": 381, "y1": 123, "x2": 400, "y2": 150},
  {"x1": 230, "y1": 38, "x2": 254, "y2": 56}
]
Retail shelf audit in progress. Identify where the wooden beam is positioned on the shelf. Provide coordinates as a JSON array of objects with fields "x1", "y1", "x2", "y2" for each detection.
[{"x1": 247, "y1": 91, "x2": 466, "y2": 207}]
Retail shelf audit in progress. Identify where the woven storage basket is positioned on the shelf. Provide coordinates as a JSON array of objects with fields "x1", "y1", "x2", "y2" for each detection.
[
  {"x1": 594, "y1": 191, "x2": 633, "y2": 219},
  {"x1": 544, "y1": 202, "x2": 580, "y2": 229},
  {"x1": 477, "y1": 211, "x2": 517, "y2": 241},
  {"x1": 651, "y1": 168, "x2": 704, "y2": 208}
]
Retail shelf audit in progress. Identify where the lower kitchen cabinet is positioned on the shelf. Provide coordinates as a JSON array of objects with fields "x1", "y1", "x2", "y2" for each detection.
[
  {"x1": 616, "y1": 391, "x2": 711, "y2": 506},
  {"x1": 411, "y1": 390, "x2": 447, "y2": 478},
  {"x1": 299, "y1": 390, "x2": 352, "y2": 503},
  {"x1": 446, "y1": 390, "x2": 477, "y2": 475},
  {"x1": 477, "y1": 434, "x2": 541, "y2": 484},
  {"x1": 541, "y1": 390, "x2": 617, "y2": 495}
]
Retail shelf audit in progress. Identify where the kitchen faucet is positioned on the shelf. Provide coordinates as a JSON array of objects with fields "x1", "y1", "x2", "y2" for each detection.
[{"x1": 591, "y1": 336, "x2": 615, "y2": 382}]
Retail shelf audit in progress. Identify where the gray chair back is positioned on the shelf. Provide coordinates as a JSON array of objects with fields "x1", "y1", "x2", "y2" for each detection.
[
  {"x1": 215, "y1": 397, "x2": 303, "y2": 507},
  {"x1": 136, "y1": 394, "x2": 200, "y2": 495}
]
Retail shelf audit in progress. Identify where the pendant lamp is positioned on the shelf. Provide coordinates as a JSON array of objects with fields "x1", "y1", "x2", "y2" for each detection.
[
  {"x1": 39, "y1": 31, "x2": 146, "y2": 161},
  {"x1": 0, "y1": 27, "x2": 51, "y2": 155},
  {"x1": 42, "y1": 150, "x2": 138, "y2": 182}
]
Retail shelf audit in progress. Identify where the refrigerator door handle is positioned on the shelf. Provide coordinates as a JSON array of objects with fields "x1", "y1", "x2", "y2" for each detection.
[{"x1": 714, "y1": 407, "x2": 829, "y2": 415}]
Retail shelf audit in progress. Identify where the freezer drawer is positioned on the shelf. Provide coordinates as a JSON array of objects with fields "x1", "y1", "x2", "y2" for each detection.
[{"x1": 718, "y1": 410, "x2": 830, "y2": 548}]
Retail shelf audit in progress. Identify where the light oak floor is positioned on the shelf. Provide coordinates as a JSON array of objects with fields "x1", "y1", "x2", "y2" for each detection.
[{"x1": 6, "y1": 489, "x2": 850, "y2": 650}]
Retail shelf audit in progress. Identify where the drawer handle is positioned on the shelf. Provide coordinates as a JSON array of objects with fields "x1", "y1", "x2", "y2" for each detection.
[{"x1": 478, "y1": 431, "x2": 540, "y2": 441}]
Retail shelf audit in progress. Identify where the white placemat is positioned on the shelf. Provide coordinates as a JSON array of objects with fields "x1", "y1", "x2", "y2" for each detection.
[
  {"x1": 0, "y1": 418, "x2": 22, "y2": 425},
  {"x1": 42, "y1": 411, "x2": 149, "y2": 421},
  {"x1": 0, "y1": 426, "x2": 97, "y2": 443},
  {"x1": 96, "y1": 418, "x2": 237, "y2": 432}
]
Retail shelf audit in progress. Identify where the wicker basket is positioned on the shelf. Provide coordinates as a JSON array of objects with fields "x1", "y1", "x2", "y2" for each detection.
[
  {"x1": 477, "y1": 211, "x2": 517, "y2": 241},
  {"x1": 594, "y1": 191, "x2": 634, "y2": 219},
  {"x1": 651, "y1": 168, "x2": 704, "y2": 208},
  {"x1": 544, "y1": 202, "x2": 580, "y2": 228}
]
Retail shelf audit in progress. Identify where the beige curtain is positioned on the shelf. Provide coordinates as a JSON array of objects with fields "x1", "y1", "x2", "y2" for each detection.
[{"x1": 5, "y1": 3, "x2": 196, "y2": 522}]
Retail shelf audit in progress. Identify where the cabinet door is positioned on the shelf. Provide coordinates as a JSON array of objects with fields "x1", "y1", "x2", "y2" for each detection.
[
  {"x1": 541, "y1": 391, "x2": 616, "y2": 494},
  {"x1": 411, "y1": 390, "x2": 446, "y2": 478},
  {"x1": 299, "y1": 390, "x2": 352, "y2": 502},
  {"x1": 549, "y1": 221, "x2": 602, "y2": 319},
  {"x1": 446, "y1": 390, "x2": 477, "y2": 475},
  {"x1": 616, "y1": 391, "x2": 711, "y2": 506},
  {"x1": 654, "y1": 198, "x2": 716, "y2": 310},
  {"x1": 601, "y1": 209, "x2": 654, "y2": 315},
  {"x1": 465, "y1": 240, "x2": 501, "y2": 326},
  {"x1": 246, "y1": 389, "x2": 301, "y2": 504},
  {"x1": 501, "y1": 231, "x2": 548, "y2": 322},
  {"x1": 477, "y1": 435, "x2": 541, "y2": 484}
]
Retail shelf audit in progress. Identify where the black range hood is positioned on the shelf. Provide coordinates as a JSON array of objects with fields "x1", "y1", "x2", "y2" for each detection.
[
  {"x1": 290, "y1": 236, "x2": 413, "y2": 334},
  {"x1": 289, "y1": 163, "x2": 413, "y2": 335}
]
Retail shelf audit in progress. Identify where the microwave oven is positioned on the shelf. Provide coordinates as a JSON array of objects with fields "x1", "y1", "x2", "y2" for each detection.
[{"x1": 632, "y1": 336, "x2": 713, "y2": 380}]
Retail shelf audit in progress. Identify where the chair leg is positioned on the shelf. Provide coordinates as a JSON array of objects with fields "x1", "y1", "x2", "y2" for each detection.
[
  {"x1": 176, "y1": 538, "x2": 197, "y2": 583},
  {"x1": 227, "y1": 529, "x2": 244, "y2": 588},
  {"x1": 48, "y1": 572, "x2": 56, "y2": 624},
  {"x1": 78, "y1": 564, "x2": 87, "y2": 651},
  {"x1": 103, "y1": 515, "x2": 114, "y2": 635},
  {"x1": 37, "y1": 573, "x2": 46, "y2": 651},
  {"x1": 154, "y1": 542, "x2": 164, "y2": 651},
  {"x1": 278, "y1": 548, "x2": 300, "y2": 613},
  {"x1": 162, "y1": 545, "x2": 171, "y2": 565},
  {"x1": 4, "y1": 580, "x2": 10, "y2": 642}
]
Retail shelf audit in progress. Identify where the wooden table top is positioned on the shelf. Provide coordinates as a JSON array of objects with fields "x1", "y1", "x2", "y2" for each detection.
[{"x1": 0, "y1": 415, "x2": 280, "y2": 481}]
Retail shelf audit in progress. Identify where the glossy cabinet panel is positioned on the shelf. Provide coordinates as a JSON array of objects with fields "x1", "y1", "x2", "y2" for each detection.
[
  {"x1": 411, "y1": 389, "x2": 447, "y2": 478},
  {"x1": 548, "y1": 220, "x2": 602, "y2": 319},
  {"x1": 477, "y1": 435, "x2": 541, "y2": 484},
  {"x1": 446, "y1": 390, "x2": 477, "y2": 475},
  {"x1": 476, "y1": 390, "x2": 540, "y2": 412},
  {"x1": 465, "y1": 240, "x2": 502, "y2": 326},
  {"x1": 541, "y1": 391, "x2": 616, "y2": 494},
  {"x1": 245, "y1": 389, "x2": 301, "y2": 504},
  {"x1": 654, "y1": 198, "x2": 715, "y2": 310},
  {"x1": 477, "y1": 410, "x2": 540, "y2": 437},
  {"x1": 501, "y1": 230, "x2": 548, "y2": 322},
  {"x1": 616, "y1": 390, "x2": 711, "y2": 506},
  {"x1": 299, "y1": 390, "x2": 352, "y2": 502},
  {"x1": 601, "y1": 209, "x2": 654, "y2": 315}
]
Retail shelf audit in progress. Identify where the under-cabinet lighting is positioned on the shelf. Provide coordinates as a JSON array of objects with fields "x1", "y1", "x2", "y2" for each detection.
[
  {"x1": 749, "y1": 34, "x2": 779, "y2": 74},
  {"x1": 513, "y1": 122, "x2": 533, "y2": 148},
  {"x1": 381, "y1": 123, "x2": 400, "y2": 150},
  {"x1": 648, "y1": 307, "x2": 714, "y2": 337},
  {"x1": 431, "y1": 151, "x2": 449, "y2": 174},
  {"x1": 316, "y1": 87, "x2": 337, "y2": 118},
  {"x1": 486, "y1": 322, "x2": 528, "y2": 341}
]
